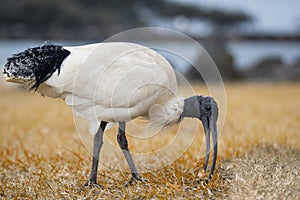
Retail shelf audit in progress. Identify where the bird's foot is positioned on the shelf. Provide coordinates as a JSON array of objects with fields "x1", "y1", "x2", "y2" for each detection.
[
  {"x1": 124, "y1": 176, "x2": 148, "y2": 187},
  {"x1": 78, "y1": 179, "x2": 103, "y2": 193},
  {"x1": 82, "y1": 179, "x2": 103, "y2": 189}
]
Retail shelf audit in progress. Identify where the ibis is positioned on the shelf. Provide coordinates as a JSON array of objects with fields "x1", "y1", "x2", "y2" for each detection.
[{"x1": 2, "y1": 42, "x2": 218, "y2": 186}]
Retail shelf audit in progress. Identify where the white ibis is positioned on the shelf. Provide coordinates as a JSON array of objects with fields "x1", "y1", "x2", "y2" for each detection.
[{"x1": 2, "y1": 42, "x2": 218, "y2": 186}]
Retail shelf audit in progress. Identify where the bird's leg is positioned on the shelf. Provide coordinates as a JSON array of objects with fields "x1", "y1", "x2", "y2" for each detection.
[
  {"x1": 117, "y1": 122, "x2": 147, "y2": 186},
  {"x1": 83, "y1": 121, "x2": 107, "y2": 188}
]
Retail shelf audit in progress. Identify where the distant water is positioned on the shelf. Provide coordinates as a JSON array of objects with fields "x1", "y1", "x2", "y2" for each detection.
[
  {"x1": 0, "y1": 40, "x2": 91, "y2": 67},
  {"x1": 226, "y1": 41, "x2": 300, "y2": 69},
  {"x1": 0, "y1": 40, "x2": 200, "y2": 74},
  {"x1": 1, "y1": 40, "x2": 300, "y2": 72}
]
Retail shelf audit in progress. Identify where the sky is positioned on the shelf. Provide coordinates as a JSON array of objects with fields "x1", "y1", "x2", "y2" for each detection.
[{"x1": 170, "y1": 0, "x2": 300, "y2": 33}]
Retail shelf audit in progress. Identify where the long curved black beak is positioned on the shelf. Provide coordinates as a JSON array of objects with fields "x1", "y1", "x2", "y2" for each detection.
[
  {"x1": 199, "y1": 97, "x2": 218, "y2": 179},
  {"x1": 181, "y1": 96, "x2": 219, "y2": 179}
]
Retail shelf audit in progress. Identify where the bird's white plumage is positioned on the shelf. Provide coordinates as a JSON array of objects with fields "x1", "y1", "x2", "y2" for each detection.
[{"x1": 38, "y1": 42, "x2": 184, "y2": 128}]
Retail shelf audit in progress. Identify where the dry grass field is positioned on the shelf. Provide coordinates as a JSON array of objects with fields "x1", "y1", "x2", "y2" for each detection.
[{"x1": 0, "y1": 83, "x2": 300, "y2": 199}]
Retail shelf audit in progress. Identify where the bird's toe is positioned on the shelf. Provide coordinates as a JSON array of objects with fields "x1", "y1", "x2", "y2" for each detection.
[
  {"x1": 124, "y1": 176, "x2": 148, "y2": 187},
  {"x1": 83, "y1": 180, "x2": 103, "y2": 188},
  {"x1": 137, "y1": 177, "x2": 148, "y2": 183}
]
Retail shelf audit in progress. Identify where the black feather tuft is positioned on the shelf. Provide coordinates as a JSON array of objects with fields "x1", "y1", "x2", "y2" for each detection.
[{"x1": 6, "y1": 43, "x2": 70, "y2": 91}]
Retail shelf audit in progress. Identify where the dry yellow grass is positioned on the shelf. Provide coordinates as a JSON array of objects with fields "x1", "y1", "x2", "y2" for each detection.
[{"x1": 0, "y1": 83, "x2": 300, "y2": 199}]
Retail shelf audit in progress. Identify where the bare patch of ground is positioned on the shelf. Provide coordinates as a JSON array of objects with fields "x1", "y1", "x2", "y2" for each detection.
[{"x1": 222, "y1": 144, "x2": 300, "y2": 199}]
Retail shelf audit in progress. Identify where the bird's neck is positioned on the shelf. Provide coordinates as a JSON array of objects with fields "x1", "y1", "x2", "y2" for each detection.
[
  {"x1": 181, "y1": 96, "x2": 201, "y2": 119},
  {"x1": 149, "y1": 96, "x2": 184, "y2": 127}
]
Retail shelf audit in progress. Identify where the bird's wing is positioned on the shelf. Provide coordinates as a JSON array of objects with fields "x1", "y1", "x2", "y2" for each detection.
[{"x1": 45, "y1": 42, "x2": 180, "y2": 122}]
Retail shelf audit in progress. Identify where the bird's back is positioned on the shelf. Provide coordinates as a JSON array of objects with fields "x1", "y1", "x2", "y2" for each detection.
[{"x1": 42, "y1": 42, "x2": 183, "y2": 124}]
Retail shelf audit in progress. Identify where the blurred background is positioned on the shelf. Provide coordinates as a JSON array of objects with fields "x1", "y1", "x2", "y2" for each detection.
[
  {"x1": 0, "y1": 0, "x2": 300, "y2": 81},
  {"x1": 1, "y1": 1, "x2": 300, "y2": 198}
]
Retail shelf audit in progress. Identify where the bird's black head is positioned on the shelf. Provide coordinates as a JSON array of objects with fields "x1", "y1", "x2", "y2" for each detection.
[
  {"x1": 181, "y1": 95, "x2": 219, "y2": 180},
  {"x1": 3, "y1": 43, "x2": 70, "y2": 90}
]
